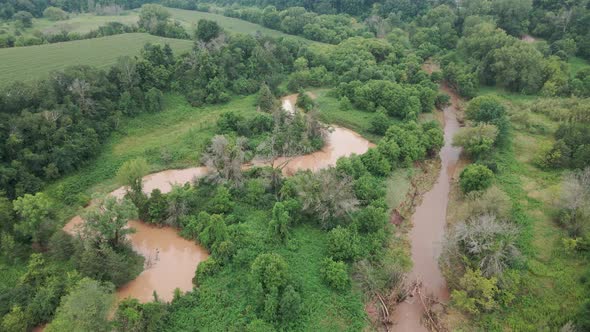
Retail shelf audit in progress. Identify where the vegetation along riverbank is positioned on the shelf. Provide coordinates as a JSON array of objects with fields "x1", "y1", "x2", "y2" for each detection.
[{"x1": 1, "y1": 0, "x2": 589, "y2": 331}]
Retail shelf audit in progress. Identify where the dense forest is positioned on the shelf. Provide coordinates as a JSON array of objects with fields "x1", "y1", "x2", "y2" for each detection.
[{"x1": 1, "y1": 0, "x2": 589, "y2": 331}]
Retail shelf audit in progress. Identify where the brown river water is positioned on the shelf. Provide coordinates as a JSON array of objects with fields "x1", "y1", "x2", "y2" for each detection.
[
  {"x1": 63, "y1": 96, "x2": 374, "y2": 305},
  {"x1": 392, "y1": 81, "x2": 462, "y2": 331}
]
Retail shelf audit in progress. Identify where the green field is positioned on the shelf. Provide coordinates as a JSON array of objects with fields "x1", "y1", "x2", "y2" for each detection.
[
  {"x1": 569, "y1": 56, "x2": 590, "y2": 77},
  {"x1": 0, "y1": 12, "x2": 139, "y2": 37},
  {"x1": 0, "y1": 7, "x2": 305, "y2": 41},
  {"x1": 0, "y1": 33, "x2": 192, "y2": 84},
  {"x1": 166, "y1": 7, "x2": 306, "y2": 41}
]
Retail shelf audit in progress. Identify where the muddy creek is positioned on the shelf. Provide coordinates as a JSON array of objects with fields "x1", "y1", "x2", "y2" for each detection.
[
  {"x1": 392, "y1": 81, "x2": 462, "y2": 330},
  {"x1": 63, "y1": 96, "x2": 373, "y2": 304}
]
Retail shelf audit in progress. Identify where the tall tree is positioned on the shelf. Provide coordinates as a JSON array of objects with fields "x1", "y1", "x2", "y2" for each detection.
[
  {"x1": 13, "y1": 192, "x2": 56, "y2": 246},
  {"x1": 203, "y1": 135, "x2": 247, "y2": 186},
  {"x1": 82, "y1": 196, "x2": 138, "y2": 248},
  {"x1": 196, "y1": 19, "x2": 222, "y2": 42},
  {"x1": 46, "y1": 278, "x2": 114, "y2": 332}
]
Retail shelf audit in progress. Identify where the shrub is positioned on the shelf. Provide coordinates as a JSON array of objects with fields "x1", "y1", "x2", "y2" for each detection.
[
  {"x1": 43, "y1": 7, "x2": 68, "y2": 21},
  {"x1": 354, "y1": 205, "x2": 388, "y2": 233},
  {"x1": 370, "y1": 110, "x2": 390, "y2": 135},
  {"x1": 458, "y1": 186, "x2": 511, "y2": 221},
  {"x1": 296, "y1": 91, "x2": 315, "y2": 112},
  {"x1": 243, "y1": 179, "x2": 266, "y2": 206},
  {"x1": 361, "y1": 148, "x2": 391, "y2": 176},
  {"x1": 320, "y1": 258, "x2": 349, "y2": 290},
  {"x1": 327, "y1": 227, "x2": 360, "y2": 261},
  {"x1": 465, "y1": 95, "x2": 508, "y2": 139},
  {"x1": 147, "y1": 189, "x2": 168, "y2": 223},
  {"x1": 453, "y1": 124, "x2": 499, "y2": 159},
  {"x1": 435, "y1": 93, "x2": 450, "y2": 109},
  {"x1": 353, "y1": 175, "x2": 385, "y2": 203},
  {"x1": 339, "y1": 96, "x2": 352, "y2": 111},
  {"x1": 207, "y1": 186, "x2": 234, "y2": 214},
  {"x1": 251, "y1": 253, "x2": 289, "y2": 292},
  {"x1": 451, "y1": 268, "x2": 499, "y2": 315},
  {"x1": 194, "y1": 258, "x2": 220, "y2": 283},
  {"x1": 460, "y1": 164, "x2": 493, "y2": 193},
  {"x1": 443, "y1": 214, "x2": 520, "y2": 278}
]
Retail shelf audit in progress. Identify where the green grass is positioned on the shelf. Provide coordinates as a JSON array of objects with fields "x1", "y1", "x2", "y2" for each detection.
[
  {"x1": 568, "y1": 56, "x2": 590, "y2": 77},
  {"x1": 311, "y1": 88, "x2": 381, "y2": 142},
  {"x1": 0, "y1": 12, "x2": 139, "y2": 37},
  {"x1": 458, "y1": 104, "x2": 588, "y2": 331},
  {"x1": 0, "y1": 33, "x2": 192, "y2": 84},
  {"x1": 477, "y1": 86, "x2": 539, "y2": 103},
  {"x1": 167, "y1": 7, "x2": 300, "y2": 40}
]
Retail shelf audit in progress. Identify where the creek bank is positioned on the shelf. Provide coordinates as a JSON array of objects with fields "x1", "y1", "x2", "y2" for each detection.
[{"x1": 63, "y1": 96, "x2": 374, "y2": 304}]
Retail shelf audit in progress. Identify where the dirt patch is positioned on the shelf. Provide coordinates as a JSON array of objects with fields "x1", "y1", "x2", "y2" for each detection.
[
  {"x1": 521, "y1": 34, "x2": 537, "y2": 43},
  {"x1": 422, "y1": 61, "x2": 441, "y2": 75}
]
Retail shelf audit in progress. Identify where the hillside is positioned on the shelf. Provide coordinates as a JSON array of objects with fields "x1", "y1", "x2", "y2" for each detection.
[{"x1": 0, "y1": 33, "x2": 192, "y2": 84}]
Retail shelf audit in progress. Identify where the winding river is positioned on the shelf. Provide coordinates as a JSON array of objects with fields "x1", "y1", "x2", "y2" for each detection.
[
  {"x1": 392, "y1": 71, "x2": 462, "y2": 330},
  {"x1": 63, "y1": 96, "x2": 374, "y2": 304}
]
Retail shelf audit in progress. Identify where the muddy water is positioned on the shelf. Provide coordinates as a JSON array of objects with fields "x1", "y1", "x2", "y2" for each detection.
[
  {"x1": 277, "y1": 126, "x2": 375, "y2": 176},
  {"x1": 282, "y1": 94, "x2": 298, "y2": 114},
  {"x1": 116, "y1": 221, "x2": 209, "y2": 302},
  {"x1": 63, "y1": 95, "x2": 373, "y2": 305},
  {"x1": 110, "y1": 167, "x2": 210, "y2": 199},
  {"x1": 392, "y1": 81, "x2": 462, "y2": 330},
  {"x1": 64, "y1": 216, "x2": 209, "y2": 303}
]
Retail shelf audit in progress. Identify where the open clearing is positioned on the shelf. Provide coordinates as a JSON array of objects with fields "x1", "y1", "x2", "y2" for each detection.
[
  {"x1": 167, "y1": 7, "x2": 298, "y2": 39},
  {"x1": 0, "y1": 33, "x2": 192, "y2": 84},
  {"x1": 0, "y1": 12, "x2": 139, "y2": 37}
]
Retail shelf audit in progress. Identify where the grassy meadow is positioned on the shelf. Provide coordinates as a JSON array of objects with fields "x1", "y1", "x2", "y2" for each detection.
[
  {"x1": 569, "y1": 56, "x2": 590, "y2": 77},
  {"x1": 0, "y1": 12, "x2": 139, "y2": 37},
  {"x1": 167, "y1": 7, "x2": 297, "y2": 40},
  {"x1": 0, "y1": 33, "x2": 192, "y2": 84},
  {"x1": 444, "y1": 92, "x2": 588, "y2": 330}
]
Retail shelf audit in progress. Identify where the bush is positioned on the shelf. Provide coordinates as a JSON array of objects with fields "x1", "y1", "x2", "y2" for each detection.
[
  {"x1": 361, "y1": 148, "x2": 391, "y2": 176},
  {"x1": 339, "y1": 96, "x2": 352, "y2": 111},
  {"x1": 451, "y1": 268, "x2": 499, "y2": 315},
  {"x1": 457, "y1": 186, "x2": 511, "y2": 221},
  {"x1": 243, "y1": 179, "x2": 266, "y2": 206},
  {"x1": 207, "y1": 186, "x2": 234, "y2": 214},
  {"x1": 148, "y1": 189, "x2": 168, "y2": 223},
  {"x1": 460, "y1": 164, "x2": 493, "y2": 193},
  {"x1": 194, "y1": 258, "x2": 220, "y2": 283},
  {"x1": 370, "y1": 110, "x2": 390, "y2": 135},
  {"x1": 466, "y1": 95, "x2": 509, "y2": 140},
  {"x1": 296, "y1": 91, "x2": 315, "y2": 112},
  {"x1": 320, "y1": 258, "x2": 349, "y2": 290},
  {"x1": 453, "y1": 124, "x2": 499, "y2": 159},
  {"x1": 327, "y1": 227, "x2": 360, "y2": 261},
  {"x1": 435, "y1": 93, "x2": 450, "y2": 109},
  {"x1": 353, "y1": 175, "x2": 385, "y2": 203},
  {"x1": 43, "y1": 7, "x2": 68, "y2": 21},
  {"x1": 353, "y1": 205, "x2": 388, "y2": 233}
]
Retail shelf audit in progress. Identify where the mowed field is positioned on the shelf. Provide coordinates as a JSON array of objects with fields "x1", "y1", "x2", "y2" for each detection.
[
  {"x1": 0, "y1": 12, "x2": 139, "y2": 37},
  {"x1": 166, "y1": 7, "x2": 301, "y2": 40},
  {"x1": 0, "y1": 33, "x2": 192, "y2": 84}
]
